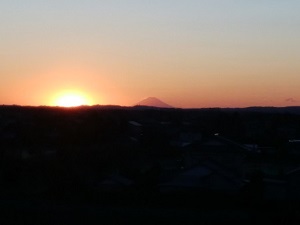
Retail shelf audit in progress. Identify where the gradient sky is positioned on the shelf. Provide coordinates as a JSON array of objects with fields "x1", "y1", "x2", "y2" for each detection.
[{"x1": 1, "y1": 0, "x2": 300, "y2": 108}]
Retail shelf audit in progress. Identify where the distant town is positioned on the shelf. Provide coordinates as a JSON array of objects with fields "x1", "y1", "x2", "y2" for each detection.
[{"x1": 0, "y1": 104, "x2": 300, "y2": 224}]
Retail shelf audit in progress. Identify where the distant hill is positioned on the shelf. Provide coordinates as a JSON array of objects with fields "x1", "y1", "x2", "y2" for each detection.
[
  {"x1": 220, "y1": 106, "x2": 300, "y2": 114},
  {"x1": 135, "y1": 97, "x2": 173, "y2": 108}
]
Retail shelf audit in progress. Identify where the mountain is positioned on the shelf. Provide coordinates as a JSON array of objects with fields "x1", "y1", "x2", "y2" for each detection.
[{"x1": 135, "y1": 97, "x2": 173, "y2": 108}]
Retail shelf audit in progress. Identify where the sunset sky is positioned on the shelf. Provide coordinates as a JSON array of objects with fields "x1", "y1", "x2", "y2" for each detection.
[{"x1": 1, "y1": 1, "x2": 300, "y2": 108}]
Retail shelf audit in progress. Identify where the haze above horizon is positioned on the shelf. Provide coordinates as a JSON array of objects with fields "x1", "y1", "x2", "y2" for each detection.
[{"x1": 1, "y1": 1, "x2": 300, "y2": 108}]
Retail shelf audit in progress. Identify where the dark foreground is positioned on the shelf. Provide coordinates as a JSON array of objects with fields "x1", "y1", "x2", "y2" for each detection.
[
  {"x1": 0, "y1": 190, "x2": 299, "y2": 225},
  {"x1": 1, "y1": 105, "x2": 300, "y2": 224}
]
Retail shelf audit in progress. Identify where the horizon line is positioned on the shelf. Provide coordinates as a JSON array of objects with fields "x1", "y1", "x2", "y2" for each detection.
[{"x1": 1, "y1": 104, "x2": 300, "y2": 110}]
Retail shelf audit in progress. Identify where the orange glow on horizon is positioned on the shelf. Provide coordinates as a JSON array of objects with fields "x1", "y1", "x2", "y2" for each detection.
[{"x1": 52, "y1": 91, "x2": 93, "y2": 107}]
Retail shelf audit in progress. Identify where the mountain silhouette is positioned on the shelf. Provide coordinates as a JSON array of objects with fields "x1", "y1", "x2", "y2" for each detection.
[{"x1": 135, "y1": 97, "x2": 173, "y2": 108}]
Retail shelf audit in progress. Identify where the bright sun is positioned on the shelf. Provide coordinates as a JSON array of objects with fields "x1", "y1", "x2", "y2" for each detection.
[{"x1": 55, "y1": 92, "x2": 91, "y2": 107}]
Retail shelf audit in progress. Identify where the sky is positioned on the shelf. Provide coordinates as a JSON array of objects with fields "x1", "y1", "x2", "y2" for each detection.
[{"x1": 1, "y1": 0, "x2": 300, "y2": 108}]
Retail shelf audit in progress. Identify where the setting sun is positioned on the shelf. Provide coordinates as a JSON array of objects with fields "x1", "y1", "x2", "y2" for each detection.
[{"x1": 54, "y1": 91, "x2": 92, "y2": 107}]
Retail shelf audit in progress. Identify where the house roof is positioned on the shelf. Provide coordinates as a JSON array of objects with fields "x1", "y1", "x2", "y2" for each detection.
[
  {"x1": 213, "y1": 135, "x2": 250, "y2": 151},
  {"x1": 159, "y1": 166, "x2": 212, "y2": 188},
  {"x1": 159, "y1": 160, "x2": 243, "y2": 192},
  {"x1": 128, "y1": 121, "x2": 142, "y2": 127},
  {"x1": 196, "y1": 135, "x2": 250, "y2": 154},
  {"x1": 286, "y1": 167, "x2": 300, "y2": 175}
]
